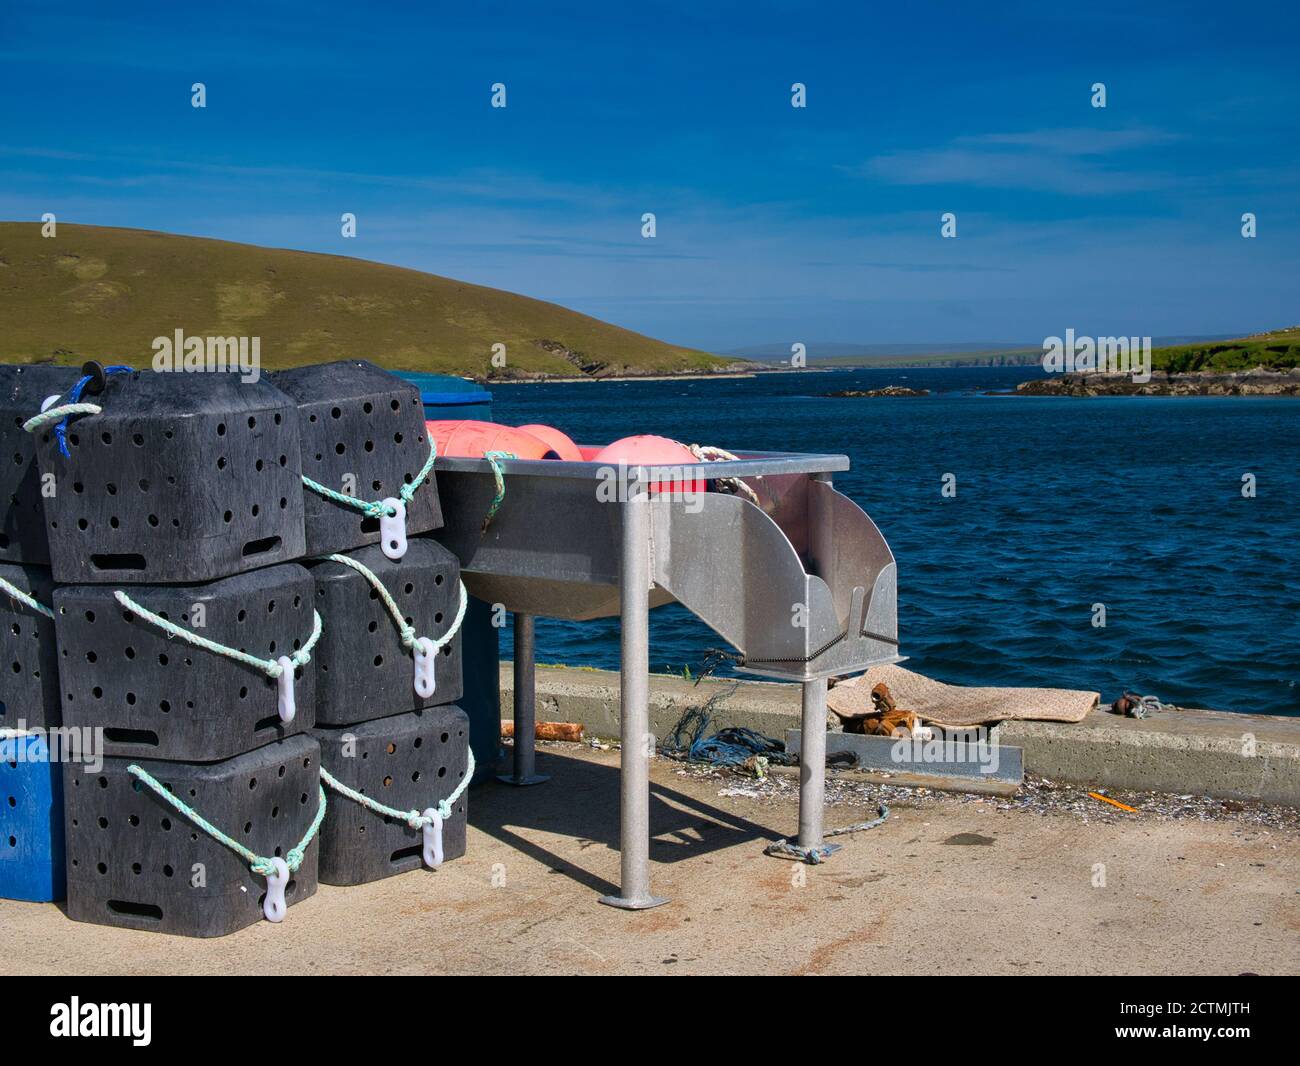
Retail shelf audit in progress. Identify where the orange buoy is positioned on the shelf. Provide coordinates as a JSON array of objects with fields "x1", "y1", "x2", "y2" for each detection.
[
  {"x1": 591, "y1": 434, "x2": 705, "y2": 494},
  {"x1": 426, "y1": 420, "x2": 555, "y2": 460},
  {"x1": 517, "y1": 424, "x2": 584, "y2": 462}
]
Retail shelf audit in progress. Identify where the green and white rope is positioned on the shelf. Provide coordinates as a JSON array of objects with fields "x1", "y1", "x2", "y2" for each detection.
[
  {"x1": 21, "y1": 402, "x2": 104, "y2": 435},
  {"x1": 302, "y1": 436, "x2": 437, "y2": 519},
  {"x1": 112, "y1": 590, "x2": 322, "y2": 679},
  {"x1": 0, "y1": 576, "x2": 54, "y2": 619},
  {"x1": 127, "y1": 764, "x2": 327, "y2": 876},
  {"x1": 320, "y1": 747, "x2": 475, "y2": 827},
  {"x1": 317, "y1": 553, "x2": 469, "y2": 653},
  {"x1": 480, "y1": 450, "x2": 514, "y2": 532}
]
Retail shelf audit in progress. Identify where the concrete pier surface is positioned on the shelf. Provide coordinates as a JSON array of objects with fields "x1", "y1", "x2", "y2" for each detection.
[{"x1": 4, "y1": 742, "x2": 1297, "y2": 976}]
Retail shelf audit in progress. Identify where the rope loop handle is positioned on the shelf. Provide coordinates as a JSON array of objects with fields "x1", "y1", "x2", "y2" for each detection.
[
  {"x1": 22, "y1": 402, "x2": 103, "y2": 434},
  {"x1": 22, "y1": 364, "x2": 134, "y2": 456},
  {"x1": 321, "y1": 746, "x2": 474, "y2": 827},
  {"x1": 301, "y1": 435, "x2": 437, "y2": 520},
  {"x1": 320, "y1": 554, "x2": 407, "y2": 647},
  {"x1": 111, "y1": 590, "x2": 321, "y2": 679},
  {"x1": 127, "y1": 764, "x2": 327, "y2": 921},
  {"x1": 318, "y1": 552, "x2": 468, "y2": 651},
  {"x1": 317, "y1": 553, "x2": 467, "y2": 699},
  {"x1": 113, "y1": 591, "x2": 321, "y2": 723},
  {"x1": 0, "y1": 575, "x2": 54, "y2": 619}
]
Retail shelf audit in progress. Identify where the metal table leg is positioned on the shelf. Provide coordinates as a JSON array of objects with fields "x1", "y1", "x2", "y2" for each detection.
[
  {"x1": 770, "y1": 470, "x2": 840, "y2": 862},
  {"x1": 497, "y1": 612, "x2": 549, "y2": 786},
  {"x1": 798, "y1": 676, "x2": 839, "y2": 855},
  {"x1": 599, "y1": 488, "x2": 668, "y2": 909}
]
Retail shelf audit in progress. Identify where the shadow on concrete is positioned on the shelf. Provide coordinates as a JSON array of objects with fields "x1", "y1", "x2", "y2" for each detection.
[{"x1": 468, "y1": 747, "x2": 781, "y2": 896}]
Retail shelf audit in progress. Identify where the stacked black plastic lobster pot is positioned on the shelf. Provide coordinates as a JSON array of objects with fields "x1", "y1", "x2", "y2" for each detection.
[
  {"x1": 273, "y1": 363, "x2": 469, "y2": 889},
  {"x1": 0, "y1": 359, "x2": 469, "y2": 937}
]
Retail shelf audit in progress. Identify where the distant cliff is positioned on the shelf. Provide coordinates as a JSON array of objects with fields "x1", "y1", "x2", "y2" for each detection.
[
  {"x1": 1017, "y1": 328, "x2": 1300, "y2": 395},
  {"x1": 1017, "y1": 367, "x2": 1300, "y2": 396}
]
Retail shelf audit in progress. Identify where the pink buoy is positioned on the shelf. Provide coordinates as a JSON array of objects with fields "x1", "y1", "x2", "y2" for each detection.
[
  {"x1": 591, "y1": 435, "x2": 705, "y2": 495},
  {"x1": 517, "y1": 424, "x2": 584, "y2": 462},
  {"x1": 426, "y1": 420, "x2": 555, "y2": 460}
]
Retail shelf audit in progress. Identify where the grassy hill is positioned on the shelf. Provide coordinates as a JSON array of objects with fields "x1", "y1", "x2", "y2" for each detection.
[
  {"x1": 1151, "y1": 328, "x2": 1300, "y2": 372},
  {"x1": 0, "y1": 222, "x2": 729, "y2": 379}
]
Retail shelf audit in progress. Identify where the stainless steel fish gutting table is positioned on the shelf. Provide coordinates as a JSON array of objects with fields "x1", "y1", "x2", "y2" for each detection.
[{"x1": 433, "y1": 448, "x2": 900, "y2": 907}]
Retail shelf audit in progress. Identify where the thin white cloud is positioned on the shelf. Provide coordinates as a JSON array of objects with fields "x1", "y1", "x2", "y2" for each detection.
[
  {"x1": 854, "y1": 127, "x2": 1181, "y2": 195},
  {"x1": 960, "y1": 127, "x2": 1179, "y2": 154}
]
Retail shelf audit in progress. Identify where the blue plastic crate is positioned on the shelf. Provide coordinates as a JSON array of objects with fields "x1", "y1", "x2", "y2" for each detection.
[{"x1": 0, "y1": 731, "x2": 65, "y2": 902}]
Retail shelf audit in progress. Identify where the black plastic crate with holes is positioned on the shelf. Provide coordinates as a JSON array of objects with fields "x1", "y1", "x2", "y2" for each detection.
[
  {"x1": 31, "y1": 369, "x2": 306, "y2": 584},
  {"x1": 0, "y1": 563, "x2": 61, "y2": 730},
  {"x1": 271, "y1": 361, "x2": 442, "y2": 556},
  {"x1": 53, "y1": 564, "x2": 317, "y2": 762},
  {"x1": 306, "y1": 539, "x2": 463, "y2": 727},
  {"x1": 313, "y1": 705, "x2": 468, "y2": 886},
  {"x1": 0, "y1": 365, "x2": 81, "y2": 565},
  {"x1": 63, "y1": 735, "x2": 320, "y2": 937}
]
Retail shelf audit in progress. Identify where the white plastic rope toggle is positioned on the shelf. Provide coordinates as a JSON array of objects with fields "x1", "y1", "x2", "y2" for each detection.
[
  {"x1": 421, "y1": 807, "x2": 444, "y2": 868},
  {"x1": 276, "y1": 656, "x2": 296, "y2": 723},
  {"x1": 380, "y1": 497, "x2": 408, "y2": 560},
  {"x1": 40, "y1": 394, "x2": 62, "y2": 413},
  {"x1": 412, "y1": 637, "x2": 437, "y2": 699},
  {"x1": 263, "y1": 857, "x2": 290, "y2": 922}
]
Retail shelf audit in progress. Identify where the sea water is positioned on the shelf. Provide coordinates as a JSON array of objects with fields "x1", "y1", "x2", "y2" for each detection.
[{"x1": 483, "y1": 366, "x2": 1299, "y2": 715}]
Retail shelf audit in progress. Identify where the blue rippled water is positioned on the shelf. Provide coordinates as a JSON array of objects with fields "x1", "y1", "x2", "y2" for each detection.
[{"x1": 478, "y1": 367, "x2": 1299, "y2": 716}]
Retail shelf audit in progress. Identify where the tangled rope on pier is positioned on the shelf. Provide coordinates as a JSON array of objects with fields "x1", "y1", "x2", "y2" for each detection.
[{"x1": 662, "y1": 685, "x2": 796, "y2": 770}]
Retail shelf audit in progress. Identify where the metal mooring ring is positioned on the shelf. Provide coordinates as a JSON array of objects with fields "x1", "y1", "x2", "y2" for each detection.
[{"x1": 80, "y1": 361, "x2": 108, "y2": 396}]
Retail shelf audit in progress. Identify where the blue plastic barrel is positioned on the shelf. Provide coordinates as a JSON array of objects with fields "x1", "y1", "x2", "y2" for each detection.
[{"x1": 397, "y1": 372, "x2": 501, "y2": 782}]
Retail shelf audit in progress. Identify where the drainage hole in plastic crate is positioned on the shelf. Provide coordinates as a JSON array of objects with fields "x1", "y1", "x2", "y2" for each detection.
[{"x1": 107, "y1": 900, "x2": 162, "y2": 921}]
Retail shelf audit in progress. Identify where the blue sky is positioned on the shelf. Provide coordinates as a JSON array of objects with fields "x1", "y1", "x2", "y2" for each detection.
[{"x1": 1, "y1": 0, "x2": 1296, "y2": 351}]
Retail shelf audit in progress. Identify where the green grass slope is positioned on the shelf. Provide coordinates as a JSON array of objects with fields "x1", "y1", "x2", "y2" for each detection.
[
  {"x1": 1152, "y1": 328, "x2": 1300, "y2": 372},
  {"x1": 0, "y1": 222, "x2": 727, "y2": 378}
]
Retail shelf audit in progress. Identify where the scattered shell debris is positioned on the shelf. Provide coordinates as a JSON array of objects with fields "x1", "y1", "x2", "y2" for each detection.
[
  {"x1": 667, "y1": 756, "x2": 1300, "y2": 831},
  {"x1": 534, "y1": 737, "x2": 1300, "y2": 832}
]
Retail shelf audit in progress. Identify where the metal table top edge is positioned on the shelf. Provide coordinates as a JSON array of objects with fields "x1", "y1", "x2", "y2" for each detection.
[{"x1": 433, "y1": 449, "x2": 851, "y2": 479}]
